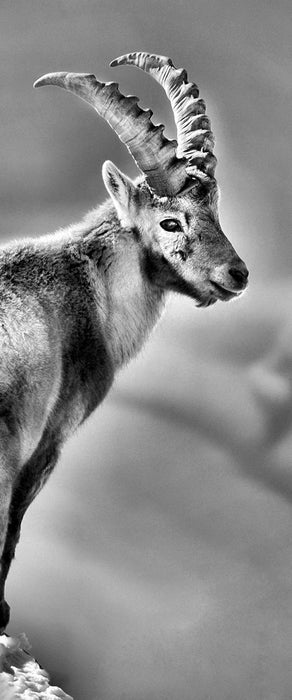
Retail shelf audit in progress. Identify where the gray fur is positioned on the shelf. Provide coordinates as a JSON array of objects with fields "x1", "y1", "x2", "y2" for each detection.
[{"x1": 0, "y1": 155, "x2": 248, "y2": 631}]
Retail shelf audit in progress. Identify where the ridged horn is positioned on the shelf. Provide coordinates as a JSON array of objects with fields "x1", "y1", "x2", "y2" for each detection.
[
  {"x1": 33, "y1": 71, "x2": 190, "y2": 196},
  {"x1": 110, "y1": 52, "x2": 217, "y2": 181}
]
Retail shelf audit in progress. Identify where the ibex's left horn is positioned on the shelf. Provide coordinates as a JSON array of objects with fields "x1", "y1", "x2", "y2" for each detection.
[
  {"x1": 111, "y1": 52, "x2": 217, "y2": 182},
  {"x1": 33, "y1": 71, "x2": 189, "y2": 196}
]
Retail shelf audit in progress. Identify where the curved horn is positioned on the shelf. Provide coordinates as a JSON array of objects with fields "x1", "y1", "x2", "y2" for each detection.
[
  {"x1": 110, "y1": 52, "x2": 217, "y2": 181},
  {"x1": 33, "y1": 71, "x2": 189, "y2": 196}
]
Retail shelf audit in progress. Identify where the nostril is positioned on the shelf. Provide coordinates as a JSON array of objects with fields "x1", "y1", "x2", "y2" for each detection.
[{"x1": 229, "y1": 266, "x2": 249, "y2": 285}]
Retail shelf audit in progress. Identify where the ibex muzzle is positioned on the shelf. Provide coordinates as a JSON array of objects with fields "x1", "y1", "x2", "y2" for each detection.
[{"x1": 0, "y1": 52, "x2": 248, "y2": 633}]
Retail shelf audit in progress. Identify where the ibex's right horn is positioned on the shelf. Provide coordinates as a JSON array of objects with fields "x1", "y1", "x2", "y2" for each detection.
[
  {"x1": 111, "y1": 52, "x2": 217, "y2": 182},
  {"x1": 34, "y1": 71, "x2": 189, "y2": 197}
]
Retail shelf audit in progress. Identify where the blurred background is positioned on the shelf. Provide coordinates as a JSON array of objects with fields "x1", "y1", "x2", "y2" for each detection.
[{"x1": 1, "y1": 0, "x2": 292, "y2": 698}]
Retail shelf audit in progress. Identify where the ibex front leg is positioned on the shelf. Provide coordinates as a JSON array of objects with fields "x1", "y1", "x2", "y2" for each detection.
[
  {"x1": 0, "y1": 422, "x2": 19, "y2": 630},
  {"x1": 0, "y1": 477, "x2": 13, "y2": 630},
  {"x1": 0, "y1": 439, "x2": 60, "y2": 630}
]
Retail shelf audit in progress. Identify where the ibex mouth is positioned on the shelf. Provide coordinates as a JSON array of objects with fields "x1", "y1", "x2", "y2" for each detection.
[
  {"x1": 195, "y1": 282, "x2": 239, "y2": 308},
  {"x1": 210, "y1": 280, "x2": 241, "y2": 301}
]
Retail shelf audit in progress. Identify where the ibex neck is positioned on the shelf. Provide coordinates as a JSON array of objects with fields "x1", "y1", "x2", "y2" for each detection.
[{"x1": 80, "y1": 200, "x2": 166, "y2": 369}]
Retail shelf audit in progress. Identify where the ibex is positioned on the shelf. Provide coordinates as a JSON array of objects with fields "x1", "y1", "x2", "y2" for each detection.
[{"x1": 0, "y1": 52, "x2": 248, "y2": 630}]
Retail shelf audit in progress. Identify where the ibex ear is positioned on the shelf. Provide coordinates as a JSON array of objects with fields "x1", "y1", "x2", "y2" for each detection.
[{"x1": 102, "y1": 160, "x2": 138, "y2": 226}]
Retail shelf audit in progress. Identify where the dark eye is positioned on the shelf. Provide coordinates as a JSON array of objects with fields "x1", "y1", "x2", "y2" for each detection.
[{"x1": 160, "y1": 218, "x2": 182, "y2": 232}]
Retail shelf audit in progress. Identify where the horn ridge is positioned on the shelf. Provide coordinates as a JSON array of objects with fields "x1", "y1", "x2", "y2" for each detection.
[
  {"x1": 111, "y1": 52, "x2": 216, "y2": 180},
  {"x1": 34, "y1": 69, "x2": 189, "y2": 196}
]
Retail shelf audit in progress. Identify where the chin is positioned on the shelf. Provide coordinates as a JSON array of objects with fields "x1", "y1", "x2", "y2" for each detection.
[
  {"x1": 196, "y1": 296, "x2": 217, "y2": 308},
  {"x1": 169, "y1": 274, "x2": 242, "y2": 308},
  {"x1": 190, "y1": 286, "x2": 241, "y2": 308}
]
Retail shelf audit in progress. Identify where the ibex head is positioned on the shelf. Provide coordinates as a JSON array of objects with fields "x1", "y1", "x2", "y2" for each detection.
[{"x1": 34, "y1": 52, "x2": 248, "y2": 307}]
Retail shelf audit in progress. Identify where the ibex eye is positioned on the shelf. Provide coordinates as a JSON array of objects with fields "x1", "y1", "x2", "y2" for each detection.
[{"x1": 160, "y1": 219, "x2": 182, "y2": 232}]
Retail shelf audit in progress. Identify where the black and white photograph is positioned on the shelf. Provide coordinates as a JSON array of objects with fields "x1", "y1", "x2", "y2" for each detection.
[{"x1": 0, "y1": 1, "x2": 291, "y2": 698}]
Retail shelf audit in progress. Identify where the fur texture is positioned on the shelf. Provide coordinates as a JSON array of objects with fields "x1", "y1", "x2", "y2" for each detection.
[{"x1": 0, "y1": 162, "x2": 248, "y2": 629}]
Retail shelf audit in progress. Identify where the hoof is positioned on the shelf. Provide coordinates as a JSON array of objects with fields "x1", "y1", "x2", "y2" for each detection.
[{"x1": 0, "y1": 599, "x2": 10, "y2": 631}]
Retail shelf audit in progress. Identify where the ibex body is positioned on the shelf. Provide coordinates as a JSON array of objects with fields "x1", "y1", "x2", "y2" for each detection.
[{"x1": 0, "y1": 53, "x2": 248, "y2": 629}]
